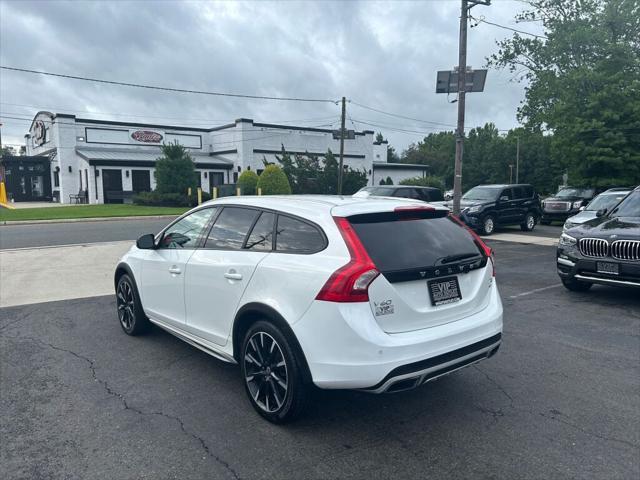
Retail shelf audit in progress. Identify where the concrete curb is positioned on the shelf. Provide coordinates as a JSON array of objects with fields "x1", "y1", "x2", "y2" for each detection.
[{"x1": 0, "y1": 214, "x2": 179, "y2": 226}]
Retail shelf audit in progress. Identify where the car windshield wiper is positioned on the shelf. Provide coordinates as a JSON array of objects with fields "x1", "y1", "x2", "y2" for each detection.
[{"x1": 439, "y1": 252, "x2": 481, "y2": 264}]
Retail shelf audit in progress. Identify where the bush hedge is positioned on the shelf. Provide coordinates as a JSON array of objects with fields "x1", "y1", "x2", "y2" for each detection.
[
  {"x1": 257, "y1": 165, "x2": 292, "y2": 195},
  {"x1": 399, "y1": 175, "x2": 444, "y2": 189},
  {"x1": 237, "y1": 170, "x2": 259, "y2": 195}
]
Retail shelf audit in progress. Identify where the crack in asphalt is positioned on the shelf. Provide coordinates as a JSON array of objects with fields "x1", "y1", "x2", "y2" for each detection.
[
  {"x1": 11, "y1": 334, "x2": 242, "y2": 480},
  {"x1": 473, "y1": 365, "x2": 639, "y2": 450}
]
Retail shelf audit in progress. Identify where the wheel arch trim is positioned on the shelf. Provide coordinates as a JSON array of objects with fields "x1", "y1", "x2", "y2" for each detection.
[{"x1": 232, "y1": 302, "x2": 313, "y2": 384}]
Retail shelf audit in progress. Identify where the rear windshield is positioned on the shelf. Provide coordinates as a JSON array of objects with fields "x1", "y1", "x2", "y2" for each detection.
[
  {"x1": 349, "y1": 213, "x2": 481, "y2": 272},
  {"x1": 362, "y1": 187, "x2": 396, "y2": 196}
]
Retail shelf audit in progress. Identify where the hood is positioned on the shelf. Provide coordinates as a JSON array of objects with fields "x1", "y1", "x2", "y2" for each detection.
[
  {"x1": 569, "y1": 216, "x2": 640, "y2": 239},
  {"x1": 566, "y1": 210, "x2": 597, "y2": 224}
]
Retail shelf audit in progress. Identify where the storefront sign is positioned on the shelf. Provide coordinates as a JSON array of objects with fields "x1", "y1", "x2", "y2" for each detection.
[{"x1": 131, "y1": 130, "x2": 163, "y2": 143}]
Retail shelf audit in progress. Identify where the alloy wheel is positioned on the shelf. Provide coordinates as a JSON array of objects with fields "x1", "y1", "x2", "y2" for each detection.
[
  {"x1": 244, "y1": 331, "x2": 289, "y2": 413},
  {"x1": 484, "y1": 217, "x2": 494, "y2": 234},
  {"x1": 527, "y1": 215, "x2": 535, "y2": 230},
  {"x1": 117, "y1": 280, "x2": 136, "y2": 331}
]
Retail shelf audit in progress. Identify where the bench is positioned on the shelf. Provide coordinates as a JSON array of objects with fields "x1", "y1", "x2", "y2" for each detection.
[
  {"x1": 69, "y1": 190, "x2": 88, "y2": 204},
  {"x1": 105, "y1": 190, "x2": 135, "y2": 204}
]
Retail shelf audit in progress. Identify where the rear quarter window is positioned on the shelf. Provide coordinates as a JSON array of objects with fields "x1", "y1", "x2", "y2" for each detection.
[{"x1": 275, "y1": 215, "x2": 326, "y2": 253}]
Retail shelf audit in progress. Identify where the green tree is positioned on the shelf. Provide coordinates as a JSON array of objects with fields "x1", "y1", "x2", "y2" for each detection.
[
  {"x1": 237, "y1": 170, "x2": 259, "y2": 195},
  {"x1": 375, "y1": 132, "x2": 400, "y2": 163},
  {"x1": 154, "y1": 142, "x2": 198, "y2": 194},
  {"x1": 488, "y1": 0, "x2": 640, "y2": 187},
  {"x1": 385, "y1": 176, "x2": 394, "y2": 185},
  {"x1": 257, "y1": 164, "x2": 292, "y2": 195}
]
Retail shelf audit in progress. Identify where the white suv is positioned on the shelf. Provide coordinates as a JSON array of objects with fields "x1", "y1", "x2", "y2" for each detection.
[{"x1": 114, "y1": 195, "x2": 503, "y2": 423}]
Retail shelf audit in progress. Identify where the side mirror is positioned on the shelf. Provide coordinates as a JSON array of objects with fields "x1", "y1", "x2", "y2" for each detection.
[
  {"x1": 136, "y1": 233, "x2": 156, "y2": 249},
  {"x1": 579, "y1": 206, "x2": 585, "y2": 211},
  {"x1": 595, "y1": 209, "x2": 606, "y2": 217},
  {"x1": 500, "y1": 196, "x2": 509, "y2": 202}
]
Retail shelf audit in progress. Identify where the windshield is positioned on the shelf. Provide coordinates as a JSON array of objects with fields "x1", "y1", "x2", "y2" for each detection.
[
  {"x1": 462, "y1": 187, "x2": 501, "y2": 202},
  {"x1": 610, "y1": 191, "x2": 640, "y2": 218},
  {"x1": 556, "y1": 187, "x2": 595, "y2": 198},
  {"x1": 586, "y1": 192, "x2": 629, "y2": 212}
]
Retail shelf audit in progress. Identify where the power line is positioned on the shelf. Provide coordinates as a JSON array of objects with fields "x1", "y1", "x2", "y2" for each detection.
[
  {"x1": 0, "y1": 66, "x2": 339, "y2": 104},
  {"x1": 0, "y1": 102, "x2": 339, "y2": 126},
  {"x1": 349, "y1": 100, "x2": 458, "y2": 128},
  {"x1": 470, "y1": 16, "x2": 548, "y2": 40}
]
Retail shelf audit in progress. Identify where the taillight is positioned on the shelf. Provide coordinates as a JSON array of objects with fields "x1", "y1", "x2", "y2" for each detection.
[
  {"x1": 450, "y1": 214, "x2": 495, "y2": 277},
  {"x1": 315, "y1": 217, "x2": 380, "y2": 302}
]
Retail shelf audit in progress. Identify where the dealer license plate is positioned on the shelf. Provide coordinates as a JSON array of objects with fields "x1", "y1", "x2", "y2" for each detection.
[
  {"x1": 597, "y1": 261, "x2": 619, "y2": 275},
  {"x1": 428, "y1": 277, "x2": 462, "y2": 306}
]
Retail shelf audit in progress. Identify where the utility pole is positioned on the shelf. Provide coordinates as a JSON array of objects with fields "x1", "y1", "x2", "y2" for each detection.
[
  {"x1": 337, "y1": 96, "x2": 346, "y2": 195},
  {"x1": 515, "y1": 136, "x2": 520, "y2": 184},
  {"x1": 452, "y1": 0, "x2": 468, "y2": 215},
  {"x1": 509, "y1": 164, "x2": 514, "y2": 184},
  {"x1": 452, "y1": 0, "x2": 490, "y2": 215}
]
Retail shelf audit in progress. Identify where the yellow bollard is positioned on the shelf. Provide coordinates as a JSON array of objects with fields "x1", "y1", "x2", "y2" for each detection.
[
  {"x1": 236, "y1": 187, "x2": 241, "y2": 196},
  {"x1": 257, "y1": 187, "x2": 262, "y2": 196},
  {"x1": 197, "y1": 187, "x2": 202, "y2": 205},
  {"x1": 213, "y1": 187, "x2": 218, "y2": 199}
]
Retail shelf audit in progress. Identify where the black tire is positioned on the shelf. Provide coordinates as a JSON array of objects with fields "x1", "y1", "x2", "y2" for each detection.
[
  {"x1": 241, "y1": 320, "x2": 309, "y2": 423},
  {"x1": 520, "y1": 212, "x2": 536, "y2": 232},
  {"x1": 480, "y1": 215, "x2": 496, "y2": 235},
  {"x1": 540, "y1": 219, "x2": 552, "y2": 225},
  {"x1": 561, "y1": 278, "x2": 593, "y2": 292},
  {"x1": 116, "y1": 274, "x2": 150, "y2": 335}
]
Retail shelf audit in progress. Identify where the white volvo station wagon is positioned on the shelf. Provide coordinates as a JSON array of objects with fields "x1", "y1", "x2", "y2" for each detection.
[{"x1": 115, "y1": 195, "x2": 503, "y2": 422}]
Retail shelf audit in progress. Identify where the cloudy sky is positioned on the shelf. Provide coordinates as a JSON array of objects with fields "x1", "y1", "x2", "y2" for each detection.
[{"x1": 0, "y1": 0, "x2": 542, "y2": 153}]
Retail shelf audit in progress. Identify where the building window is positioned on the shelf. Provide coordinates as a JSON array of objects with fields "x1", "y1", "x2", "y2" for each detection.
[{"x1": 54, "y1": 170, "x2": 60, "y2": 187}]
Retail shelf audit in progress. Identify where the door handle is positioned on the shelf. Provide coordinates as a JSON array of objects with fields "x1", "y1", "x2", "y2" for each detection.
[
  {"x1": 169, "y1": 266, "x2": 182, "y2": 275},
  {"x1": 224, "y1": 271, "x2": 243, "y2": 281}
]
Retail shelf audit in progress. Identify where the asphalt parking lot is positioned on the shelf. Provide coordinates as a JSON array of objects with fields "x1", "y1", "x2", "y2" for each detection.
[{"x1": 1, "y1": 240, "x2": 639, "y2": 480}]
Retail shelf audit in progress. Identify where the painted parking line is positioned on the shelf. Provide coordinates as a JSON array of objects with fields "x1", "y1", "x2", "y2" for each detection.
[{"x1": 508, "y1": 284, "x2": 563, "y2": 299}]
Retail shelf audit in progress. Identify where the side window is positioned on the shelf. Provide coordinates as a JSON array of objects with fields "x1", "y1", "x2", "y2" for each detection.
[
  {"x1": 245, "y1": 212, "x2": 275, "y2": 251},
  {"x1": 159, "y1": 208, "x2": 216, "y2": 249},
  {"x1": 205, "y1": 207, "x2": 259, "y2": 250},
  {"x1": 501, "y1": 188, "x2": 514, "y2": 201},
  {"x1": 275, "y1": 215, "x2": 325, "y2": 253},
  {"x1": 512, "y1": 186, "x2": 525, "y2": 199},
  {"x1": 523, "y1": 186, "x2": 533, "y2": 198},
  {"x1": 394, "y1": 189, "x2": 416, "y2": 199}
]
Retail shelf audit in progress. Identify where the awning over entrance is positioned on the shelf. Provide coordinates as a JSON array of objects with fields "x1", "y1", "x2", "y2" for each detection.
[{"x1": 76, "y1": 148, "x2": 234, "y2": 169}]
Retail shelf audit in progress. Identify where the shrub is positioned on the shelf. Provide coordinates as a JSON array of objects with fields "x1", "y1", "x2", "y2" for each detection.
[
  {"x1": 399, "y1": 175, "x2": 444, "y2": 189},
  {"x1": 257, "y1": 165, "x2": 292, "y2": 195},
  {"x1": 237, "y1": 170, "x2": 259, "y2": 195},
  {"x1": 154, "y1": 142, "x2": 198, "y2": 194},
  {"x1": 134, "y1": 191, "x2": 191, "y2": 207},
  {"x1": 385, "y1": 176, "x2": 394, "y2": 185}
]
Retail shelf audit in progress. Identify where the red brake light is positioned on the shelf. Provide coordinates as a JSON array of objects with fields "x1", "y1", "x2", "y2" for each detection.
[
  {"x1": 450, "y1": 214, "x2": 495, "y2": 277},
  {"x1": 394, "y1": 205, "x2": 436, "y2": 212},
  {"x1": 315, "y1": 217, "x2": 379, "y2": 302}
]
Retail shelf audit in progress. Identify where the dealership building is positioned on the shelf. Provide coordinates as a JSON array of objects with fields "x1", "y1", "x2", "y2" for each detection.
[{"x1": 10, "y1": 111, "x2": 429, "y2": 203}]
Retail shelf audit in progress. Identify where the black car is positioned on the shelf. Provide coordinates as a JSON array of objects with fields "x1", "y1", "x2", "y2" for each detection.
[
  {"x1": 557, "y1": 186, "x2": 640, "y2": 291},
  {"x1": 444, "y1": 184, "x2": 541, "y2": 235},
  {"x1": 354, "y1": 185, "x2": 444, "y2": 202},
  {"x1": 541, "y1": 186, "x2": 599, "y2": 224}
]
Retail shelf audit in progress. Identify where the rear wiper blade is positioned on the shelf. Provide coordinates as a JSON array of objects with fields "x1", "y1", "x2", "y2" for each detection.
[{"x1": 440, "y1": 252, "x2": 480, "y2": 264}]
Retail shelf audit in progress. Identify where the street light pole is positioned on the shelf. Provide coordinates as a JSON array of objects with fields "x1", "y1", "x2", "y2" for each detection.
[{"x1": 515, "y1": 135, "x2": 520, "y2": 184}]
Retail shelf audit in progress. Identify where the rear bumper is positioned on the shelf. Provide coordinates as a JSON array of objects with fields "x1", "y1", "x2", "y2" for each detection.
[{"x1": 291, "y1": 281, "x2": 503, "y2": 390}]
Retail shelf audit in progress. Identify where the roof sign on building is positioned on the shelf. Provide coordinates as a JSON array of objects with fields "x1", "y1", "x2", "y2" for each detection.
[{"x1": 130, "y1": 130, "x2": 163, "y2": 143}]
